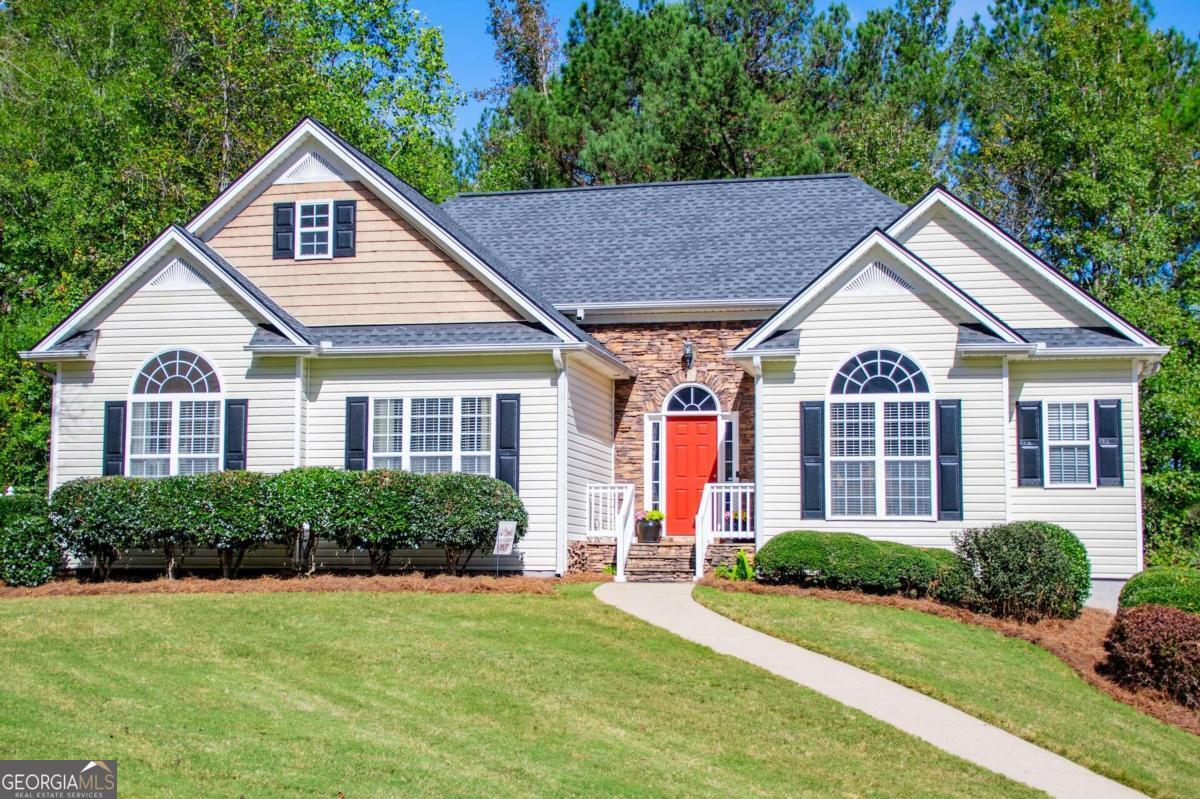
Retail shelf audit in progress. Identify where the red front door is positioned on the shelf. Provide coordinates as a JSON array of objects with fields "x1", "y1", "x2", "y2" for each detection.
[{"x1": 665, "y1": 415, "x2": 718, "y2": 535}]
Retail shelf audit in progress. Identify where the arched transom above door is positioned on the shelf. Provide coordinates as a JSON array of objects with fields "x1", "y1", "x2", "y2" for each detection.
[{"x1": 664, "y1": 384, "x2": 720, "y2": 413}]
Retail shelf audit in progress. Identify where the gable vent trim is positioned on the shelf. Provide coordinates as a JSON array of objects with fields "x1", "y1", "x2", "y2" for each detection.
[
  {"x1": 276, "y1": 150, "x2": 344, "y2": 184},
  {"x1": 147, "y1": 258, "x2": 211, "y2": 290},
  {"x1": 842, "y1": 262, "x2": 916, "y2": 296}
]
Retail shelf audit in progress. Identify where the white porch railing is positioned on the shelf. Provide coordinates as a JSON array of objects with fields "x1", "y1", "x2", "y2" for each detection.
[
  {"x1": 586, "y1": 483, "x2": 636, "y2": 582},
  {"x1": 694, "y1": 482, "x2": 756, "y2": 580}
]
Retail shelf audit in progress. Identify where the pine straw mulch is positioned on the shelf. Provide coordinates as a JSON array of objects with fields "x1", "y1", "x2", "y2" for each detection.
[
  {"x1": 698, "y1": 577, "x2": 1200, "y2": 736},
  {"x1": 0, "y1": 570, "x2": 610, "y2": 599}
]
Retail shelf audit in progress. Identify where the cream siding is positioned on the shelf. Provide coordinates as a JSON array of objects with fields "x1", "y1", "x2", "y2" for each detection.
[
  {"x1": 54, "y1": 255, "x2": 297, "y2": 490},
  {"x1": 301, "y1": 354, "x2": 561, "y2": 572},
  {"x1": 758, "y1": 259, "x2": 1007, "y2": 547},
  {"x1": 206, "y1": 179, "x2": 523, "y2": 326},
  {"x1": 1008, "y1": 359, "x2": 1141, "y2": 579},
  {"x1": 565, "y1": 356, "x2": 616, "y2": 538},
  {"x1": 899, "y1": 210, "x2": 1093, "y2": 328}
]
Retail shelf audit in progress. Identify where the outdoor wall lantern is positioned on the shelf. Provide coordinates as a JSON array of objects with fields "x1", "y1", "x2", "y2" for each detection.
[{"x1": 682, "y1": 339, "x2": 695, "y2": 370}]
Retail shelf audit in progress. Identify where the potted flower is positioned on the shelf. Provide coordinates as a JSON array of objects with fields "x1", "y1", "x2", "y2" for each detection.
[{"x1": 636, "y1": 509, "x2": 665, "y2": 543}]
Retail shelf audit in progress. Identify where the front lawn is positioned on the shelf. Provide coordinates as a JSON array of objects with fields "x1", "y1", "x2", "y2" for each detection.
[
  {"x1": 695, "y1": 586, "x2": 1200, "y2": 799},
  {"x1": 0, "y1": 584, "x2": 1036, "y2": 798}
]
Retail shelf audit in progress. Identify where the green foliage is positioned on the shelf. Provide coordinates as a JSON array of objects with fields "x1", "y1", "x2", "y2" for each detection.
[
  {"x1": 266, "y1": 467, "x2": 351, "y2": 574},
  {"x1": 333, "y1": 469, "x2": 422, "y2": 574},
  {"x1": 753, "y1": 531, "x2": 939, "y2": 596},
  {"x1": 0, "y1": 489, "x2": 47, "y2": 528},
  {"x1": 49, "y1": 478, "x2": 148, "y2": 579},
  {"x1": 0, "y1": 514, "x2": 60, "y2": 586},
  {"x1": 1104, "y1": 605, "x2": 1200, "y2": 708},
  {"x1": 1119, "y1": 567, "x2": 1200, "y2": 614},
  {"x1": 0, "y1": 0, "x2": 461, "y2": 489},
  {"x1": 953, "y1": 522, "x2": 1091, "y2": 621},
  {"x1": 186, "y1": 471, "x2": 274, "y2": 579},
  {"x1": 414, "y1": 472, "x2": 528, "y2": 574},
  {"x1": 926, "y1": 547, "x2": 977, "y2": 607},
  {"x1": 1142, "y1": 470, "x2": 1200, "y2": 567},
  {"x1": 715, "y1": 547, "x2": 755, "y2": 581}
]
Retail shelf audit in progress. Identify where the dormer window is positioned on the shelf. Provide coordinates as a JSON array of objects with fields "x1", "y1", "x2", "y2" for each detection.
[{"x1": 297, "y1": 201, "x2": 332, "y2": 258}]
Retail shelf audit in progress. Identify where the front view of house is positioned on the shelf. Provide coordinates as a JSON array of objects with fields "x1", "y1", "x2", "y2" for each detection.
[{"x1": 23, "y1": 118, "x2": 1166, "y2": 589}]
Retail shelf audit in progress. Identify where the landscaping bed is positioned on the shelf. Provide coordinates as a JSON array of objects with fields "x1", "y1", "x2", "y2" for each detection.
[{"x1": 696, "y1": 581, "x2": 1200, "y2": 799}]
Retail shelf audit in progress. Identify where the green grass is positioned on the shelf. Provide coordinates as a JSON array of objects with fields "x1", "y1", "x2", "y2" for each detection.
[
  {"x1": 0, "y1": 585, "x2": 1038, "y2": 798},
  {"x1": 695, "y1": 586, "x2": 1200, "y2": 799}
]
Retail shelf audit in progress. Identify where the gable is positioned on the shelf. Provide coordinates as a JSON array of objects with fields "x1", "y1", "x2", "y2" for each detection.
[
  {"x1": 896, "y1": 208, "x2": 1091, "y2": 328},
  {"x1": 206, "y1": 174, "x2": 524, "y2": 327}
]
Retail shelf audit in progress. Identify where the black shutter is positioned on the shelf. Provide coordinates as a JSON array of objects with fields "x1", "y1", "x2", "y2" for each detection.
[
  {"x1": 936, "y1": 399, "x2": 963, "y2": 520},
  {"x1": 102, "y1": 401, "x2": 126, "y2": 476},
  {"x1": 224, "y1": 399, "x2": 248, "y2": 471},
  {"x1": 273, "y1": 202, "x2": 294, "y2": 259},
  {"x1": 345, "y1": 396, "x2": 368, "y2": 471},
  {"x1": 1017, "y1": 401, "x2": 1043, "y2": 486},
  {"x1": 495, "y1": 394, "x2": 520, "y2": 492},
  {"x1": 333, "y1": 200, "x2": 356, "y2": 257},
  {"x1": 1095, "y1": 399, "x2": 1123, "y2": 487},
  {"x1": 800, "y1": 401, "x2": 825, "y2": 519}
]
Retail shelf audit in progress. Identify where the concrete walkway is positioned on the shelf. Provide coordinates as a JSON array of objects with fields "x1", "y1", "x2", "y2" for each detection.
[{"x1": 594, "y1": 582, "x2": 1144, "y2": 799}]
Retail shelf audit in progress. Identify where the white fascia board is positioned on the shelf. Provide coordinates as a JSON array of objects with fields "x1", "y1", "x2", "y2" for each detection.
[
  {"x1": 29, "y1": 228, "x2": 306, "y2": 353},
  {"x1": 888, "y1": 188, "x2": 1158, "y2": 347},
  {"x1": 19, "y1": 348, "x2": 93, "y2": 362},
  {"x1": 184, "y1": 120, "x2": 582, "y2": 349},
  {"x1": 1027, "y1": 345, "x2": 1170, "y2": 360},
  {"x1": 737, "y1": 231, "x2": 1021, "y2": 352}
]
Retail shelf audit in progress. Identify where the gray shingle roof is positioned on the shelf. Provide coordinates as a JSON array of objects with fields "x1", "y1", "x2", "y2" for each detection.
[
  {"x1": 47, "y1": 329, "x2": 97, "y2": 353},
  {"x1": 756, "y1": 329, "x2": 802, "y2": 350},
  {"x1": 441, "y1": 176, "x2": 904, "y2": 306},
  {"x1": 250, "y1": 321, "x2": 563, "y2": 349},
  {"x1": 958, "y1": 323, "x2": 1130, "y2": 348}
]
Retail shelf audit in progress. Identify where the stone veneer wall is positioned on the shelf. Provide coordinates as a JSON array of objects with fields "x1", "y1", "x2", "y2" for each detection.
[{"x1": 581, "y1": 321, "x2": 759, "y2": 512}]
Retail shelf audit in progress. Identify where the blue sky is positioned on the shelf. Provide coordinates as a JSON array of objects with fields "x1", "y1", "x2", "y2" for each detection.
[{"x1": 414, "y1": 0, "x2": 1199, "y2": 139}]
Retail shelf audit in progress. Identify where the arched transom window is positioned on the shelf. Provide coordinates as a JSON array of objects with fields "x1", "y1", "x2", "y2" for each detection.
[
  {"x1": 832, "y1": 349, "x2": 929, "y2": 394},
  {"x1": 665, "y1": 384, "x2": 719, "y2": 413},
  {"x1": 129, "y1": 350, "x2": 222, "y2": 477},
  {"x1": 828, "y1": 350, "x2": 933, "y2": 519}
]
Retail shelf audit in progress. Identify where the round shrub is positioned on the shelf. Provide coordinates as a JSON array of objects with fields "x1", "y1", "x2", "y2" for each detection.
[
  {"x1": 1119, "y1": 567, "x2": 1200, "y2": 614},
  {"x1": 953, "y1": 521, "x2": 1091, "y2": 621},
  {"x1": 138, "y1": 475, "x2": 204, "y2": 579},
  {"x1": 266, "y1": 467, "x2": 349, "y2": 574},
  {"x1": 333, "y1": 469, "x2": 422, "y2": 574},
  {"x1": 0, "y1": 515, "x2": 61, "y2": 587},
  {"x1": 414, "y1": 473, "x2": 528, "y2": 574},
  {"x1": 50, "y1": 477, "x2": 151, "y2": 579},
  {"x1": 1103, "y1": 604, "x2": 1200, "y2": 708},
  {"x1": 754, "y1": 531, "x2": 939, "y2": 596},
  {"x1": 926, "y1": 547, "x2": 977, "y2": 606},
  {"x1": 186, "y1": 471, "x2": 274, "y2": 578}
]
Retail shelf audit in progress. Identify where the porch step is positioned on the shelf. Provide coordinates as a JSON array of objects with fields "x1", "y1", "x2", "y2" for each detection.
[{"x1": 624, "y1": 541, "x2": 696, "y2": 582}]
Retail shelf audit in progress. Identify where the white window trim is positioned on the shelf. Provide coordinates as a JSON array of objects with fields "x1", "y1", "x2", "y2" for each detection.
[
  {"x1": 1043, "y1": 400, "x2": 1096, "y2": 489},
  {"x1": 295, "y1": 199, "x2": 334, "y2": 260},
  {"x1": 126, "y1": 395, "x2": 223, "y2": 477},
  {"x1": 367, "y1": 393, "x2": 497, "y2": 476},
  {"x1": 826, "y1": 395, "x2": 937, "y2": 521},
  {"x1": 643, "y1": 410, "x2": 739, "y2": 520}
]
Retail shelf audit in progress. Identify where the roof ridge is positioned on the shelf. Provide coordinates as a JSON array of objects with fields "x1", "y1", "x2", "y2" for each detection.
[{"x1": 450, "y1": 173, "x2": 865, "y2": 200}]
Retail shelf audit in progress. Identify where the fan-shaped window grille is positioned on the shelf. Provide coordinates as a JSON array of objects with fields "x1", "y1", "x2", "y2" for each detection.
[
  {"x1": 832, "y1": 350, "x2": 928, "y2": 394},
  {"x1": 133, "y1": 350, "x2": 220, "y2": 394},
  {"x1": 665, "y1": 385, "x2": 719, "y2": 412}
]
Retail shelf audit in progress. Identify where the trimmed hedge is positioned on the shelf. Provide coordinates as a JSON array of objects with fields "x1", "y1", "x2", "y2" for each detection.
[
  {"x1": 926, "y1": 547, "x2": 976, "y2": 606},
  {"x1": 953, "y1": 521, "x2": 1091, "y2": 621},
  {"x1": 1119, "y1": 567, "x2": 1200, "y2": 614},
  {"x1": 333, "y1": 469, "x2": 421, "y2": 574},
  {"x1": 266, "y1": 467, "x2": 349, "y2": 575},
  {"x1": 753, "y1": 531, "x2": 939, "y2": 596},
  {"x1": 0, "y1": 515, "x2": 60, "y2": 586},
  {"x1": 415, "y1": 472, "x2": 528, "y2": 574},
  {"x1": 1104, "y1": 605, "x2": 1200, "y2": 708},
  {"x1": 49, "y1": 477, "x2": 148, "y2": 579}
]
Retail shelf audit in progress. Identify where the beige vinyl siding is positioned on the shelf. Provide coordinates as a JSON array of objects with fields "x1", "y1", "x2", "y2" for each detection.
[
  {"x1": 301, "y1": 354, "x2": 561, "y2": 572},
  {"x1": 565, "y1": 356, "x2": 616, "y2": 538},
  {"x1": 54, "y1": 254, "x2": 297, "y2": 490},
  {"x1": 206, "y1": 179, "x2": 523, "y2": 326},
  {"x1": 758, "y1": 259, "x2": 1006, "y2": 548},
  {"x1": 899, "y1": 209, "x2": 1092, "y2": 328},
  {"x1": 1008, "y1": 359, "x2": 1141, "y2": 579}
]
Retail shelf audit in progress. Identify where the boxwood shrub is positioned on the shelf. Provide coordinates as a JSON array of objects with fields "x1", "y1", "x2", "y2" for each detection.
[
  {"x1": 0, "y1": 515, "x2": 61, "y2": 587},
  {"x1": 926, "y1": 547, "x2": 976, "y2": 606},
  {"x1": 1103, "y1": 604, "x2": 1200, "y2": 708},
  {"x1": 953, "y1": 521, "x2": 1091, "y2": 621},
  {"x1": 754, "y1": 531, "x2": 939, "y2": 596},
  {"x1": 1119, "y1": 567, "x2": 1200, "y2": 614},
  {"x1": 186, "y1": 471, "x2": 274, "y2": 578},
  {"x1": 414, "y1": 472, "x2": 528, "y2": 573},
  {"x1": 265, "y1": 467, "x2": 349, "y2": 574},
  {"x1": 333, "y1": 469, "x2": 422, "y2": 574},
  {"x1": 50, "y1": 477, "x2": 149, "y2": 579}
]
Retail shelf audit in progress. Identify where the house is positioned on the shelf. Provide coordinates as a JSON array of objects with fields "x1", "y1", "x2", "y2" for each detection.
[{"x1": 22, "y1": 118, "x2": 1167, "y2": 591}]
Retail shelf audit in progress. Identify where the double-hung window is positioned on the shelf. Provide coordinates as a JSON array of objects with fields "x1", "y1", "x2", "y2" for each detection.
[
  {"x1": 297, "y1": 201, "x2": 332, "y2": 258},
  {"x1": 370, "y1": 396, "x2": 493, "y2": 475},
  {"x1": 128, "y1": 350, "x2": 222, "y2": 477},
  {"x1": 828, "y1": 349, "x2": 934, "y2": 518},
  {"x1": 1046, "y1": 401, "x2": 1092, "y2": 486}
]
